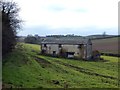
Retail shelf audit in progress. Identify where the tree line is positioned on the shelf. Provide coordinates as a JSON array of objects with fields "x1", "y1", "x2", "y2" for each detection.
[
  {"x1": 24, "y1": 34, "x2": 41, "y2": 44},
  {"x1": 1, "y1": 0, "x2": 22, "y2": 57}
]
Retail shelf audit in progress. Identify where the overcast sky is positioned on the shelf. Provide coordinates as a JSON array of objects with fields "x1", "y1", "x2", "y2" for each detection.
[{"x1": 13, "y1": 0, "x2": 119, "y2": 36}]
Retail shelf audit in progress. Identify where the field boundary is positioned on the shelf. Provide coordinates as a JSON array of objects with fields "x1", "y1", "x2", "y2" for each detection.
[{"x1": 101, "y1": 53, "x2": 120, "y2": 57}]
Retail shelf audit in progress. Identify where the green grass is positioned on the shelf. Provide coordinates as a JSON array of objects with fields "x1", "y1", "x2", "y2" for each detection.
[{"x1": 3, "y1": 43, "x2": 119, "y2": 88}]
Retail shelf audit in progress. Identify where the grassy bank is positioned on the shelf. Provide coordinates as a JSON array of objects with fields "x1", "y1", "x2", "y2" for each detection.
[{"x1": 2, "y1": 43, "x2": 119, "y2": 88}]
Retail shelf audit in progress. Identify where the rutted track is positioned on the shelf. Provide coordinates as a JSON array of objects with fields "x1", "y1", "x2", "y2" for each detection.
[
  {"x1": 34, "y1": 56, "x2": 70, "y2": 73},
  {"x1": 52, "y1": 60, "x2": 118, "y2": 80}
]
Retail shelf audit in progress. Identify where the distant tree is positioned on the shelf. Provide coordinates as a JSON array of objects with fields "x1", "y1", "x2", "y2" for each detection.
[
  {"x1": 34, "y1": 34, "x2": 39, "y2": 38},
  {"x1": 24, "y1": 35, "x2": 40, "y2": 44},
  {"x1": 102, "y1": 32, "x2": 106, "y2": 38},
  {"x1": 1, "y1": 0, "x2": 22, "y2": 56}
]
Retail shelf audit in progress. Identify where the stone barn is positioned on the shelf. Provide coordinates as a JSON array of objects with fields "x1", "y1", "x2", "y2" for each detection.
[{"x1": 40, "y1": 38, "x2": 92, "y2": 60}]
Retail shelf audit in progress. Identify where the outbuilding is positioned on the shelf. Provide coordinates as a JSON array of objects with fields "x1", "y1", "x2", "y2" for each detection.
[{"x1": 41, "y1": 38, "x2": 92, "y2": 60}]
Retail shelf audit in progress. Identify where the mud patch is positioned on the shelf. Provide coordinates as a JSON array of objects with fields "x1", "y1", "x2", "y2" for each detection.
[
  {"x1": 34, "y1": 56, "x2": 51, "y2": 68},
  {"x1": 2, "y1": 83, "x2": 13, "y2": 88},
  {"x1": 52, "y1": 80, "x2": 60, "y2": 84}
]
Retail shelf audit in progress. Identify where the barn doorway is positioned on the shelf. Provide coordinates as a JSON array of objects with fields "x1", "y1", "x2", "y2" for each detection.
[
  {"x1": 66, "y1": 52, "x2": 75, "y2": 58},
  {"x1": 53, "y1": 51, "x2": 56, "y2": 56}
]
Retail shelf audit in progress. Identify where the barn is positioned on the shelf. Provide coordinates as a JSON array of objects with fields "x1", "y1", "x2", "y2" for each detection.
[{"x1": 41, "y1": 38, "x2": 92, "y2": 60}]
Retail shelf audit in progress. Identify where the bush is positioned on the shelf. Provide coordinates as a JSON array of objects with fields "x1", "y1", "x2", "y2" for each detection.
[
  {"x1": 92, "y1": 50, "x2": 101, "y2": 60},
  {"x1": 2, "y1": 1, "x2": 22, "y2": 57}
]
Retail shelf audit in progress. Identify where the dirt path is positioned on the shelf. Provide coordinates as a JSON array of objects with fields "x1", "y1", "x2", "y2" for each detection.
[{"x1": 34, "y1": 56, "x2": 51, "y2": 68}]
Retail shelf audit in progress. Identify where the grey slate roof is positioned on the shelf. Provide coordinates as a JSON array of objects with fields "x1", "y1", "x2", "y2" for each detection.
[{"x1": 41, "y1": 37, "x2": 92, "y2": 45}]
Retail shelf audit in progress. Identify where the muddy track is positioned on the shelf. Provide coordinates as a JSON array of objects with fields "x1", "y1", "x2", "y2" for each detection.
[
  {"x1": 53, "y1": 60, "x2": 118, "y2": 80},
  {"x1": 34, "y1": 57, "x2": 69, "y2": 73},
  {"x1": 35, "y1": 57, "x2": 51, "y2": 64},
  {"x1": 34, "y1": 56, "x2": 51, "y2": 68}
]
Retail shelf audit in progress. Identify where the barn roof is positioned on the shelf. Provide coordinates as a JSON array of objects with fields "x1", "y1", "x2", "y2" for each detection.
[{"x1": 41, "y1": 38, "x2": 92, "y2": 45}]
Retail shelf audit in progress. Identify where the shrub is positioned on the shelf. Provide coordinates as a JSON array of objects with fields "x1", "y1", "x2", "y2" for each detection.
[{"x1": 92, "y1": 50, "x2": 101, "y2": 60}]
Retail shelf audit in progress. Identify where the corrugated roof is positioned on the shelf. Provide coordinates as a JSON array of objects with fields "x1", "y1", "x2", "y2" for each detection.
[{"x1": 41, "y1": 38, "x2": 92, "y2": 45}]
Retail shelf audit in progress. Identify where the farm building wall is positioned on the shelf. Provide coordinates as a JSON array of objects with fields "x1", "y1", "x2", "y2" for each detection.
[
  {"x1": 41, "y1": 44, "x2": 88, "y2": 59},
  {"x1": 41, "y1": 44, "x2": 59, "y2": 55},
  {"x1": 86, "y1": 44, "x2": 92, "y2": 59}
]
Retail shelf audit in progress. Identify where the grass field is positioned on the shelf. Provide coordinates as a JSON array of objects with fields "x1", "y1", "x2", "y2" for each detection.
[
  {"x1": 92, "y1": 37, "x2": 119, "y2": 54},
  {"x1": 2, "y1": 43, "x2": 119, "y2": 88}
]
